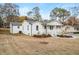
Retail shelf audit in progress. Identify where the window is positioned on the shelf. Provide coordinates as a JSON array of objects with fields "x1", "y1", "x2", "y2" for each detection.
[
  {"x1": 27, "y1": 25, "x2": 29, "y2": 30},
  {"x1": 44, "y1": 26, "x2": 46, "y2": 29},
  {"x1": 56, "y1": 26, "x2": 61, "y2": 28},
  {"x1": 19, "y1": 31, "x2": 22, "y2": 34},
  {"x1": 36, "y1": 25, "x2": 39, "y2": 31},
  {"x1": 50, "y1": 26, "x2": 53, "y2": 30},
  {"x1": 50, "y1": 26, "x2": 51, "y2": 30},
  {"x1": 18, "y1": 26, "x2": 20, "y2": 28},
  {"x1": 77, "y1": 28, "x2": 79, "y2": 30}
]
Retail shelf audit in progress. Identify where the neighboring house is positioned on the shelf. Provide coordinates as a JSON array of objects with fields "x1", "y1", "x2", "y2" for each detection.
[
  {"x1": 64, "y1": 16, "x2": 79, "y2": 32},
  {"x1": 61, "y1": 25, "x2": 75, "y2": 33},
  {"x1": 73, "y1": 24, "x2": 79, "y2": 31},
  {"x1": 10, "y1": 22, "x2": 22, "y2": 34}
]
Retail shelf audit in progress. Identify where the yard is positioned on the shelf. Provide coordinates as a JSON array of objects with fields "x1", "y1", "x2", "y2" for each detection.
[{"x1": 0, "y1": 28, "x2": 79, "y2": 55}]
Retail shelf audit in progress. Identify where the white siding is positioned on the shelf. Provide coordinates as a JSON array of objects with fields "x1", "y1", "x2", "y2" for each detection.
[
  {"x1": 47, "y1": 25, "x2": 62, "y2": 36},
  {"x1": 32, "y1": 22, "x2": 45, "y2": 35},
  {"x1": 22, "y1": 21, "x2": 45, "y2": 36},
  {"x1": 12, "y1": 26, "x2": 19, "y2": 33},
  {"x1": 22, "y1": 21, "x2": 31, "y2": 36},
  {"x1": 10, "y1": 20, "x2": 65, "y2": 36},
  {"x1": 10, "y1": 23, "x2": 22, "y2": 34}
]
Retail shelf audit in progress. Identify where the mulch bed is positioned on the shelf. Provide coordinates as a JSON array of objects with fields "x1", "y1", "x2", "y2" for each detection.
[
  {"x1": 33, "y1": 34, "x2": 51, "y2": 38},
  {"x1": 39, "y1": 42, "x2": 49, "y2": 44},
  {"x1": 57, "y1": 35, "x2": 72, "y2": 38}
]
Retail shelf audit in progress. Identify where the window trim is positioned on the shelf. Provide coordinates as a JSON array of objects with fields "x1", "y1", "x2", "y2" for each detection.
[{"x1": 50, "y1": 26, "x2": 53, "y2": 30}]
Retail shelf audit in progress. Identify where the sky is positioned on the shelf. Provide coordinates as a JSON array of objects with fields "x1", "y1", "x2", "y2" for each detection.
[{"x1": 16, "y1": 3, "x2": 79, "y2": 19}]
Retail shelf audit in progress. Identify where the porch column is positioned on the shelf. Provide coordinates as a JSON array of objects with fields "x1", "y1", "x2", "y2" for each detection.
[{"x1": 29, "y1": 23, "x2": 32, "y2": 36}]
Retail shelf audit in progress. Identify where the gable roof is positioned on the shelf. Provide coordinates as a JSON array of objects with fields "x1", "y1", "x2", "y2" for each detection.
[
  {"x1": 47, "y1": 21, "x2": 63, "y2": 26},
  {"x1": 26, "y1": 19, "x2": 38, "y2": 24},
  {"x1": 10, "y1": 22, "x2": 22, "y2": 26}
]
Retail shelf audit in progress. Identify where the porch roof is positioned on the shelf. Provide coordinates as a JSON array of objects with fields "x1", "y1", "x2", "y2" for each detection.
[{"x1": 47, "y1": 21, "x2": 63, "y2": 26}]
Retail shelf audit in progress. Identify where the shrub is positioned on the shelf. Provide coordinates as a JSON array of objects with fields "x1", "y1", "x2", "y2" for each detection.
[
  {"x1": 33, "y1": 34, "x2": 51, "y2": 38},
  {"x1": 40, "y1": 42, "x2": 48, "y2": 44},
  {"x1": 73, "y1": 32, "x2": 79, "y2": 34},
  {"x1": 57, "y1": 35, "x2": 72, "y2": 38},
  {"x1": 0, "y1": 17, "x2": 3, "y2": 27},
  {"x1": 33, "y1": 35, "x2": 42, "y2": 38},
  {"x1": 47, "y1": 34, "x2": 51, "y2": 37}
]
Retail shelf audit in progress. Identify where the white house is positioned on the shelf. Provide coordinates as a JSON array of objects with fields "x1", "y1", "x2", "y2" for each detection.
[
  {"x1": 22, "y1": 19, "x2": 46, "y2": 36},
  {"x1": 10, "y1": 19, "x2": 64, "y2": 36},
  {"x1": 10, "y1": 22, "x2": 22, "y2": 34}
]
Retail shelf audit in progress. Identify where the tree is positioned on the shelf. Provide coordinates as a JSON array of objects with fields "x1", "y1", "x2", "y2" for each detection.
[
  {"x1": 27, "y1": 11, "x2": 32, "y2": 16},
  {"x1": 27, "y1": 7, "x2": 42, "y2": 21},
  {"x1": 1, "y1": 3, "x2": 19, "y2": 28},
  {"x1": 64, "y1": 16, "x2": 77, "y2": 25},
  {"x1": 32, "y1": 7, "x2": 40, "y2": 15},
  {"x1": 32, "y1": 7, "x2": 42, "y2": 21},
  {"x1": 0, "y1": 17, "x2": 3, "y2": 27},
  {"x1": 27, "y1": 11, "x2": 33, "y2": 18},
  {"x1": 50, "y1": 8, "x2": 70, "y2": 23}
]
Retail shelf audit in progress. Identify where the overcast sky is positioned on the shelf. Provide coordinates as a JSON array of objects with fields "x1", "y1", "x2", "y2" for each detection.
[{"x1": 16, "y1": 3, "x2": 79, "y2": 19}]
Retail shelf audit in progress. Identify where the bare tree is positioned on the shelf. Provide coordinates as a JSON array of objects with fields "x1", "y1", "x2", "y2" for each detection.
[{"x1": 1, "y1": 3, "x2": 19, "y2": 28}]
